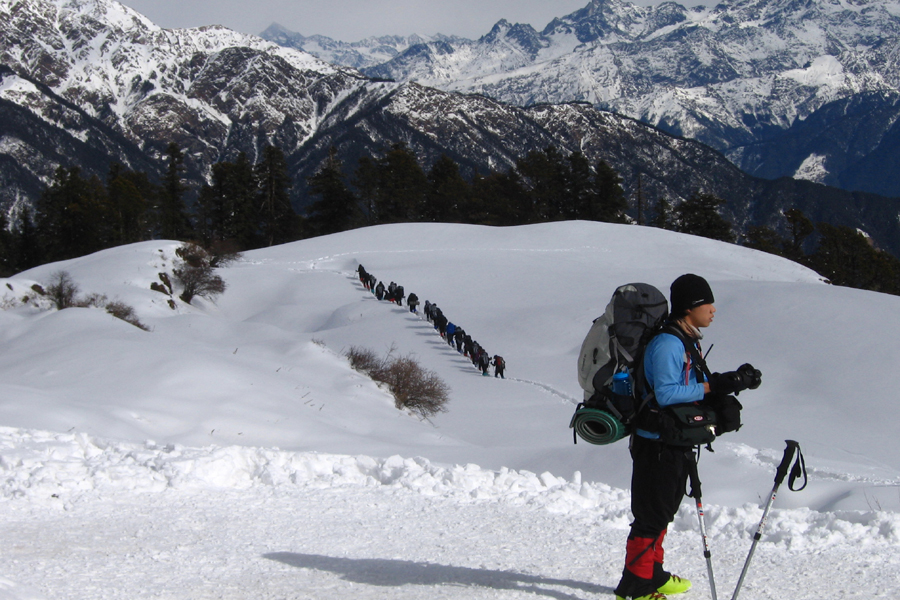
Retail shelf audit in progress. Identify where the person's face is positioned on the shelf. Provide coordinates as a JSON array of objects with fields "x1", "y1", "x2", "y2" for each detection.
[{"x1": 684, "y1": 303, "x2": 716, "y2": 329}]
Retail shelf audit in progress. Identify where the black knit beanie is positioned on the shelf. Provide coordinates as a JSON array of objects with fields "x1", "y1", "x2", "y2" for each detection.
[{"x1": 670, "y1": 274, "x2": 715, "y2": 316}]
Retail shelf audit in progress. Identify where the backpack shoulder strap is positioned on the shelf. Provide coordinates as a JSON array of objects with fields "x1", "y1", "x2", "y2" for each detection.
[
  {"x1": 632, "y1": 323, "x2": 670, "y2": 417},
  {"x1": 660, "y1": 323, "x2": 712, "y2": 383}
]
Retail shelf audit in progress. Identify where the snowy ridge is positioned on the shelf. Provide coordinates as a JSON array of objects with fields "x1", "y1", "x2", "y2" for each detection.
[
  {"x1": 2, "y1": 222, "x2": 900, "y2": 598},
  {"x1": 4, "y1": 426, "x2": 898, "y2": 554}
]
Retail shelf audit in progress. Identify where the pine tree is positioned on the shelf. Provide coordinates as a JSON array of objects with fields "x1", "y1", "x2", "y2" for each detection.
[
  {"x1": 306, "y1": 149, "x2": 361, "y2": 236},
  {"x1": 226, "y1": 153, "x2": 260, "y2": 250},
  {"x1": 196, "y1": 157, "x2": 258, "y2": 246},
  {"x1": 106, "y1": 164, "x2": 152, "y2": 246},
  {"x1": 426, "y1": 155, "x2": 468, "y2": 223},
  {"x1": 567, "y1": 152, "x2": 595, "y2": 220},
  {"x1": 0, "y1": 212, "x2": 12, "y2": 276},
  {"x1": 782, "y1": 208, "x2": 814, "y2": 261},
  {"x1": 468, "y1": 170, "x2": 527, "y2": 226},
  {"x1": 353, "y1": 155, "x2": 380, "y2": 225},
  {"x1": 195, "y1": 164, "x2": 229, "y2": 246},
  {"x1": 255, "y1": 145, "x2": 298, "y2": 246},
  {"x1": 674, "y1": 193, "x2": 735, "y2": 243},
  {"x1": 516, "y1": 146, "x2": 569, "y2": 222},
  {"x1": 592, "y1": 160, "x2": 628, "y2": 223},
  {"x1": 10, "y1": 207, "x2": 41, "y2": 271},
  {"x1": 35, "y1": 166, "x2": 107, "y2": 261},
  {"x1": 373, "y1": 143, "x2": 429, "y2": 224},
  {"x1": 743, "y1": 225, "x2": 784, "y2": 256},
  {"x1": 158, "y1": 143, "x2": 193, "y2": 241},
  {"x1": 651, "y1": 197, "x2": 673, "y2": 230},
  {"x1": 809, "y1": 223, "x2": 900, "y2": 294}
]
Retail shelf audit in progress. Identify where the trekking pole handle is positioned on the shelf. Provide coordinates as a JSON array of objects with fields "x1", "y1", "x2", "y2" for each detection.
[{"x1": 774, "y1": 440, "x2": 799, "y2": 486}]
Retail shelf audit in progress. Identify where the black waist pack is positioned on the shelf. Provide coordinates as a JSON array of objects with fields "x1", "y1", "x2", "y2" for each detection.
[
  {"x1": 657, "y1": 402, "x2": 718, "y2": 446},
  {"x1": 707, "y1": 393, "x2": 743, "y2": 434}
]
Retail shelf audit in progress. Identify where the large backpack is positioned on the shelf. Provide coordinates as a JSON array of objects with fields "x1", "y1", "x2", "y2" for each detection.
[{"x1": 571, "y1": 283, "x2": 669, "y2": 444}]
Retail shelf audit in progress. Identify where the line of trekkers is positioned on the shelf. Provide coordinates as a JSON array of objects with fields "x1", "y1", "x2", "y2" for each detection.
[{"x1": 356, "y1": 264, "x2": 506, "y2": 379}]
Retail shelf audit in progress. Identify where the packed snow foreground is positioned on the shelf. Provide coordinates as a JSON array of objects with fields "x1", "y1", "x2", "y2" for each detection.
[{"x1": 1, "y1": 222, "x2": 898, "y2": 599}]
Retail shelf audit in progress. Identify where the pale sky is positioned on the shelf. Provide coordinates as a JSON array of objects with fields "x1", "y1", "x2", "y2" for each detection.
[{"x1": 117, "y1": 0, "x2": 616, "y2": 41}]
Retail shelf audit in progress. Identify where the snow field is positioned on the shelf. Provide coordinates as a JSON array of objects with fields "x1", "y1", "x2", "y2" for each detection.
[
  {"x1": 2, "y1": 221, "x2": 899, "y2": 598},
  {"x1": 1, "y1": 426, "x2": 898, "y2": 599}
]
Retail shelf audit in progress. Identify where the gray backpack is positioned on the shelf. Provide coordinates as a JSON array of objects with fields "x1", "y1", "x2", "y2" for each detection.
[{"x1": 576, "y1": 282, "x2": 669, "y2": 421}]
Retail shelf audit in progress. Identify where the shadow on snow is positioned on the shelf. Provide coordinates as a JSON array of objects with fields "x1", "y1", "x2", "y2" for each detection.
[{"x1": 263, "y1": 552, "x2": 611, "y2": 599}]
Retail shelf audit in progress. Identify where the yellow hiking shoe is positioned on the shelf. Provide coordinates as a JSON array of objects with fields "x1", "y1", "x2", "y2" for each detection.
[
  {"x1": 658, "y1": 575, "x2": 692, "y2": 595},
  {"x1": 615, "y1": 593, "x2": 668, "y2": 600}
]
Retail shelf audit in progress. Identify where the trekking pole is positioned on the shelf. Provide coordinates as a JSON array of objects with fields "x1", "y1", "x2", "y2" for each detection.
[
  {"x1": 685, "y1": 450, "x2": 717, "y2": 600},
  {"x1": 731, "y1": 440, "x2": 807, "y2": 600}
]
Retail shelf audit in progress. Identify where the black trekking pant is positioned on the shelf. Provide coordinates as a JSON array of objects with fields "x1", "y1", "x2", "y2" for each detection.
[
  {"x1": 616, "y1": 435, "x2": 692, "y2": 597},
  {"x1": 629, "y1": 435, "x2": 690, "y2": 538}
]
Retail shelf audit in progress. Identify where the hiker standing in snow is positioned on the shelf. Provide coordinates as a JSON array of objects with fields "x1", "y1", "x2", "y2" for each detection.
[
  {"x1": 434, "y1": 309, "x2": 447, "y2": 338},
  {"x1": 454, "y1": 328, "x2": 465, "y2": 353},
  {"x1": 478, "y1": 348, "x2": 491, "y2": 376},
  {"x1": 614, "y1": 274, "x2": 761, "y2": 600},
  {"x1": 492, "y1": 355, "x2": 505, "y2": 378},
  {"x1": 446, "y1": 322, "x2": 457, "y2": 346},
  {"x1": 407, "y1": 293, "x2": 419, "y2": 314}
]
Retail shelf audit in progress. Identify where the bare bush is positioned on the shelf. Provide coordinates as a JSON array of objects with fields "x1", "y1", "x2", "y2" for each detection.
[
  {"x1": 40, "y1": 271, "x2": 148, "y2": 330},
  {"x1": 105, "y1": 300, "x2": 150, "y2": 331},
  {"x1": 346, "y1": 345, "x2": 386, "y2": 377},
  {"x1": 76, "y1": 292, "x2": 109, "y2": 308},
  {"x1": 173, "y1": 242, "x2": 226, "y2": 304},
  {"x1": 45, "y1": 271, "x2": 80, "y2": 309},
  {"x1": 345, "y1": 346, "x2": 450, "y2": 418},
  {"x1": 382, "y1": 355, "x2": 450, "y2": 418}
]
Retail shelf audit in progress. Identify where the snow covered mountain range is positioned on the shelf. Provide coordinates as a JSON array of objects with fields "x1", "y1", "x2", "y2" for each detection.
[
  {"x1": 2, "y1": 0, "x2": 900, "y2": 255},
  {"x1": 0, "y1": 0, "x2": 365, "y2": 203},
  {"x1": 269, "y1": 0, "x2": 900, "y2": 198},
  {"x1": 258, "y1": 23, "x2": 465, "y2": 71}
]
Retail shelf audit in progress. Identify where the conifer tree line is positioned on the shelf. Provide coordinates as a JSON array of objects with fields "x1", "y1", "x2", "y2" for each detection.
[{"x1": 1, "y1": 141, "x2": 898, "y2": 296}]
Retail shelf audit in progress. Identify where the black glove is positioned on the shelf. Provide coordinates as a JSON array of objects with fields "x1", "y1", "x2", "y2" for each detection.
[
  {"x1": 708, "y1": 363, "x2": 761, "y2": 395},
  {"x1": 737, "y1": 363, "x2": 762, "y2": 390}
]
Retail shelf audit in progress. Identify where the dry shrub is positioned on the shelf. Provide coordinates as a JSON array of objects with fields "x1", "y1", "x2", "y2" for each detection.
[
  {"x1": 382, "y1": 355, "x2": 450, "y2": 418},
  {"x1": 345, "y1": 345, "x2": 450, "y2": 418},
  {"x1": 174, "y1": 242, "x2": 227, "y2": 304},
  {"x1": 105, "y1": 300, "x2": 150, "y2": 331},
  {"x1": 40, "y1": 271, "x2": 148, "y2": 330},
  {"x1": 45, "y1": 271, "x2": 79, "y2": 309},
  {"x1": 346, "y1": 345, "x2": 386, "y2": 377},
  {"x1": 76, "y1": 292, "x2": 108, "y2": 308}
]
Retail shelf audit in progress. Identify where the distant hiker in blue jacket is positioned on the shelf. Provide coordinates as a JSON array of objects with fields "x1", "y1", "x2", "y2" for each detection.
[{"x1": 446, "y1": 322, "x2": 456, "y2": 346}]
